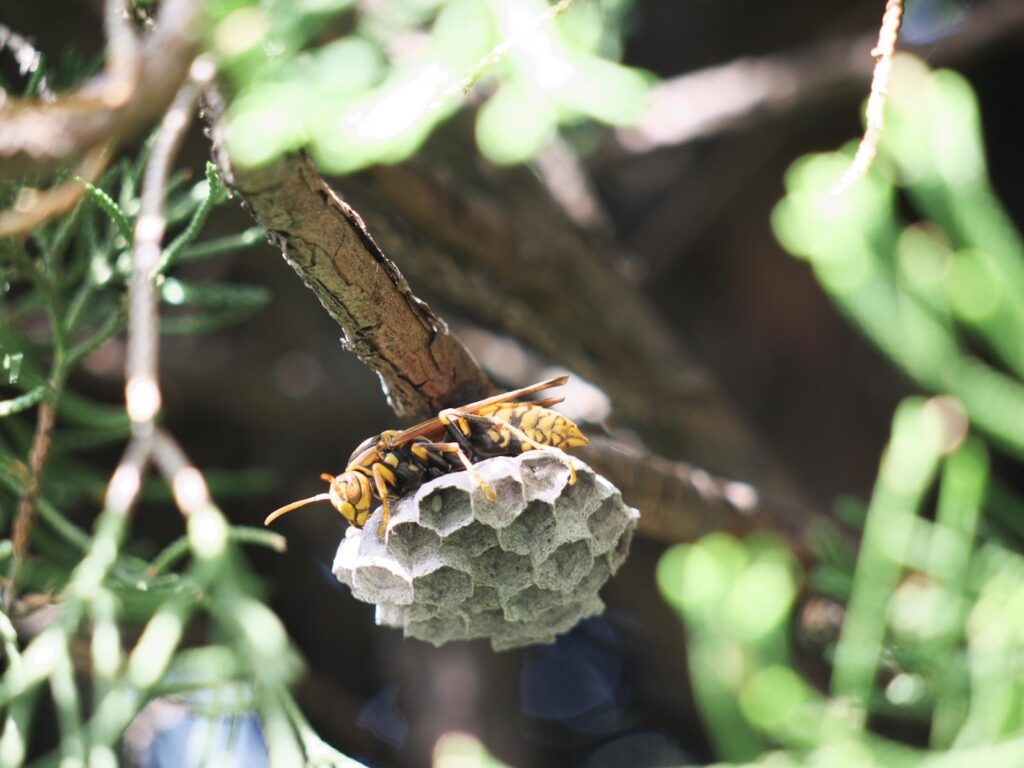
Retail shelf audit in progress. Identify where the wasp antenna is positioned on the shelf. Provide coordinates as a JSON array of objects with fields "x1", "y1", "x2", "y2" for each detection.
[
  {"x1": 320, "y1": 473, "x2": 334, "y2": 482},
  {"x1": 264, "y1": 493, "x2": 332, "y2": 526}
]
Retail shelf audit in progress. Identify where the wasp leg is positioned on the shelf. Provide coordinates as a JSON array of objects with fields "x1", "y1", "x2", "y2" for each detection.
[
  {"x1": 482, "y1": 416, "x2": 579, "y2": 486},
  {"x1": 422, "y1": 441, "x2": 497, "y2": 501},
  {"x1": 438, "y1": 409, "x2": 473, "y2": 443},
  {"x1": 376, "y1": 429, "x2": 404, "y2": 451},
  {"x1": 372, "y1": 463, "x2": 394, "y2": 538},
  {"x1": 438, "y1": 408, "x2": 578, "y2": 485}
]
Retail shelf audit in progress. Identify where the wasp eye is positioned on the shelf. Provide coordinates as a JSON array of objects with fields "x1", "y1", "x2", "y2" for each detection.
[{"x1": 341, "y1": 475, "x2": 363, "y2": 503}]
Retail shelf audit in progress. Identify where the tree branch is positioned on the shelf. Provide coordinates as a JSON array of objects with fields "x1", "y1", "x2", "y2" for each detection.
[
  {"x1": 0, "y1": 144, "x2": 109, "y2": 238},
  {"x1": 11, "y1": 401, "x2": 56, "y2": 560},
  {"x1": 0, "y1": 0, "x2": 200, "y2": 180},
  {"x1": 832, "y1": 0, "x2": 903, "y2": 195},
  {"x1": 617, "y1": 0, "x2": 1024, "y2": 153},
  {"x1": 583, "y1": 437, "x2": 816, "y2": 549},
  {"x1": 207, "y1": 107, "x2": 493, "y2": 418}
]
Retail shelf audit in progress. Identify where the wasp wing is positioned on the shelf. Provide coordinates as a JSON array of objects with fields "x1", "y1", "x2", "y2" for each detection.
[
  {"x1": 515, "y1": 395, "x2": 564, "y2": 410},
  {"x1": 456, "y1": 375, "x2": 569, "y2": 412},
  {"x1": 377, "y1": 376, "x2": 570, "y2": 448}
]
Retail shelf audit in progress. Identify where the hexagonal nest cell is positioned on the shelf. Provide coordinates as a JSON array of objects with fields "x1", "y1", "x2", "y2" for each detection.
[{"x1": 332, "y1": 450, "x2": 640, "y2": 651}]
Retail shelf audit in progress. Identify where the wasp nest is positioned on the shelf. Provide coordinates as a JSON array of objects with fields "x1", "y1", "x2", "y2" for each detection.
[{"x1": 332, "y1": 451, "x2": 639, "y2": 651}]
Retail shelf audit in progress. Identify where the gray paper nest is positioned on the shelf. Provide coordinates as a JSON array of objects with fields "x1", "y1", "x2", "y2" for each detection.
[{"x1": 332, "y1": 450, "x2": 639, "y2": 651}]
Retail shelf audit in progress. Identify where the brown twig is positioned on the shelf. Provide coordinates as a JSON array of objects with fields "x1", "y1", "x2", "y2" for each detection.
[
  {"x1": 104, "y1": 59, "x2": 210, "y2": 522},
  {"x1": 103, "y1": 0, "x2": 142, "y2": 103},
  {"x1": 11, "y1": 402, "x2": 56, "y2": 560},
  {"x1": 0, "y1": 144, "x2": 110, "y2": 238},
  {"x1": 206, "y1": 92, "x2": 493, "y2": 418},
  {"x1": 5, "y1": 239, "x2": 71, "y2": 591},
  {"x1": 125, "y1": 68, "x2": 205, "y2": 436},
  {"x1": 533, "y1": 137, "x2": 615, "y2": 235},
  {"x1": 151, "y1": 430, "x2": 211, "y2": 518},
  {"x1": 582, "y1": 436, "x2": 815, "y2": 550},
  {"x1": 104, "y1": 432, "x2": 154, "y2": 519},
  {"x1": 0, "y1": 0, "x2": 200, "y2": 181},
  {"x1": 832, "y1": 0, "x2": 903, "y2": 195},
  {"x1": 616, "y1": 0, "x2": 1024, "y2": 154}
]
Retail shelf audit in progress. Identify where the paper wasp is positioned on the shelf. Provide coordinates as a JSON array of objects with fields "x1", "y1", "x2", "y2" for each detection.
[{"x1": 264, "y1": 375, "x2": 588, "y2": 536}]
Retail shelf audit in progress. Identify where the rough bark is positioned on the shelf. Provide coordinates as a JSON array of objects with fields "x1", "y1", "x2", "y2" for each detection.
[{"x1": 211, "y1": 150, "x2": 494, "y2": 418}]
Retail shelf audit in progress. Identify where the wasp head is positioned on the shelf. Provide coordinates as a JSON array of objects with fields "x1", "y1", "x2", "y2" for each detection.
[
  {"x1": 264, "y1": 467, "x2": 373, "y2": 528},
  {"x1": 326, "y1": 470, "x2": 373, "y2": 527}
]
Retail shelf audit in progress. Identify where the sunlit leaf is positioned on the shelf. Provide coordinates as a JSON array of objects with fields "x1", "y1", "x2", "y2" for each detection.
[{"x1": 476, "y1": 80, "x2": 556, "y2": 165}]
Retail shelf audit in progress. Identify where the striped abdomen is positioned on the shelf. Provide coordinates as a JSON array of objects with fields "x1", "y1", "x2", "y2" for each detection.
[{"x1": 457, "y1": 403, "x2": 588, "y2": 458}]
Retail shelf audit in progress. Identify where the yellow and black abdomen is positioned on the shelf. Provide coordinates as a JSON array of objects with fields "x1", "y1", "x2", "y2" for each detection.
[{"x1": 450, "y1": 403, "x2": 588, "y2": 458}]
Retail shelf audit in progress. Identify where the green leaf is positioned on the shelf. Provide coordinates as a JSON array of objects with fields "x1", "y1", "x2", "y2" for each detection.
[
  {"x1": 83, "y1": 182, "x2": 133, "y2": 243},
  {"x1": 476, "y1": 81, "x2": 556, "y2": 165},
  {"x1": 57, "y1": 391, "x2": 130, "y2": 430},
  {"x1": 150, "y1": 525, "x2": 286, "y2": 576},
  {"x1": 177, "y1": 228, "x2": 266, "y2": 262},
  {"x1": 556, "y1": 55, "x2": 650, "y2": 126},
  {"x1": 0, "y1": 385, "x2": 48, "y2": 418},
  {"x1": 157, "y1": 164, "x2": 229, "y2": 274},
  {"x1": 160, "y1": 306, "x2": 266, "y2": 335},
  {"x1": 160, "y1": 279, "x2": 270, "y2": 310}
]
